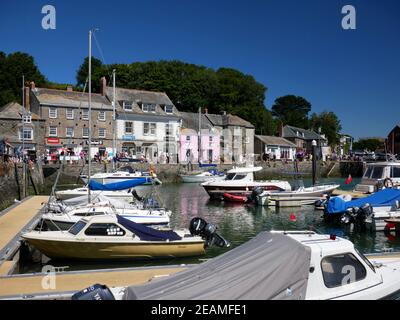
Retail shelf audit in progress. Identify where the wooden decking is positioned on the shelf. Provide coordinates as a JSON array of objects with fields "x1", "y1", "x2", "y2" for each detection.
[
  {"x1": 0, "y1": 266, "x2": 187, "y2": 298},
  {"x1": 331, "y1": 189, "x2": 369, "y2": 198}
]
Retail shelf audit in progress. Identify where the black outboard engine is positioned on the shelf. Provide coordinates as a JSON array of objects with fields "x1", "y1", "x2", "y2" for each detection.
[
  {"x1": 355, "y1": 203, "x2": 373, "y2": 227},
  {"x1": 189, "y1": 217, "x2": 230, "y2": 248},
  {"x1": 71, "y1": 284, "x2": 115, "y2": 300},
  {"x1": 340, "y1": 207, "x2": 358, "y2": 225},
  {"x1": 131, "y1": 189, "x2": 143, "y2": 201},
  {"x1": 247, "y1": 186, "x2": 264, "y2": 203}
]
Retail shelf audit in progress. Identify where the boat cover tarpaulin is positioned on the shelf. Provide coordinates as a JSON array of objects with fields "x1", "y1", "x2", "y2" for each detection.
[
  {"x1": 60, "y1": 194, "x2": 134, "y2": 210},
  {"x1": 89, "y1": 178, "x2": 147, "y2": 191},
  {"x1": 116, "y1": 215, "x2": 181, "y2": 241},
  {"x1": 326, "y1": 188, "x2": 400, "y2": 215},
  {"x1": 123, "y1": 232, "x2": 311, "y2": 300}
]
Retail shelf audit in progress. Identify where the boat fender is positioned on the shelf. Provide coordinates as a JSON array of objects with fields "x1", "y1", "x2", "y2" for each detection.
[
  {"x1": 384, "y1": 178, "x2": 394, "y2": 189},
  {"x1": 71, "y1": 284, "x2": 115, "y2": 300}
]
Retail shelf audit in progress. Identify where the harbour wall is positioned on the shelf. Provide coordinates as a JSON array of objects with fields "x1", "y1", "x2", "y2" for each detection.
[
  {"x1": 0, "y1": 162, "x2": 44, "y2": 210},
  {"x1": 42, "y1": 160, "x2": 363, "y2": 184}
]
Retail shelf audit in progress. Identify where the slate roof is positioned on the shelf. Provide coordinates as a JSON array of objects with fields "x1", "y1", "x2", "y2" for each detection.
[
  {"x1": 32, "y1": 88, "x2": 112, "y2": 109},
  {"x1": 283, "y1": 125, "x2": 326, "y2": 141},
  {"x1": 0, "y1": 102, "x2": 41, "y2": 120},
  {"x1": 180, "y1": 112, "x2": 214, "y2": 131},
  {"x1": 255, "y1": 135, "x2": 296, "y2": 148},
  {"x1": 106, "y1": 87, "x2": 180, "y2": 117},
  {"x1": 205, "y1": 113, "x2": 254, "y2": 128}
]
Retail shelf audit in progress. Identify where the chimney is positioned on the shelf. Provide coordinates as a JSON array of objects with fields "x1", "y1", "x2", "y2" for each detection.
[
  {"x1": 221, "y1": 110, "x2": 227, "y2": 116},
  {"x1": 67, "y1": 85, "x2": 73, "y2": 92},
  {"x1": 100, "y1": 76, "x2": 107, "y2": 96},
  {"x1": 24, "y1": 86, "x2": 30, "y2": 112},
  {"x1": 278, "y1": 122, "x2": 284, "y2": 137},
  {"x1": 204, "y1": 108, "x2": 208, "y2": 114},
  {"x1": 30, "y1": 81, "x2": 35, "y2": 90}
]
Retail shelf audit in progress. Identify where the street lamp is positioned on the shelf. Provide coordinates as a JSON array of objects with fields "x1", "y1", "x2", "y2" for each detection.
[{"x1": 311, "y1": 140, "x2": 317, "y2": 186}]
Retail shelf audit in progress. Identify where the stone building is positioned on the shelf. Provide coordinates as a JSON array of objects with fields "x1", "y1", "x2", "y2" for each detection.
[
  {"x1": 0, "y1": 101, "x2": 46, "y2": 158},
  {"x1": 278, "y1": 124, "x2": 327, "y2": 154},
  {"x1": 179, "y1": 111, "x2": 221, "y2": 164},
  {"x1": 254, "y1": 135, "x2": 296, "y2": 160},
  {"x1": 103, "y1": 81, "x2": 181, "y2": 163},
  {"x1": 28, "y1": 83, "x2": 114, "y2": 157},
  {"x1": 204, "y1": 112, "x2": 255, "y2": 164},
  {"x1": 387, "y1": 124, "x2": 400, "y2": 156}
]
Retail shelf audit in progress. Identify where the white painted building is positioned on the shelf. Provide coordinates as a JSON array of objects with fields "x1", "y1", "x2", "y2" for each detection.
[
  {"x1": 254, "y1": 135, "x2": 296, "y2": 160},
  {"x1": 104, "y1": 84, "x2": 181, "y2": 163}
]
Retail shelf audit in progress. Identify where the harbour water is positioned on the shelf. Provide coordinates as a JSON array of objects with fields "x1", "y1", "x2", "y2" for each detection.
[{"x1": 18, "y1": 177, "x2": 400, "y2": 274}]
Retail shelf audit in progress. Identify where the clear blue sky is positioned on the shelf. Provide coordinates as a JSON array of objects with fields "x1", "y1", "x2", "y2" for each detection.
[{"x1": 1, "y1": 0, "x2": 399, "y2": 139}]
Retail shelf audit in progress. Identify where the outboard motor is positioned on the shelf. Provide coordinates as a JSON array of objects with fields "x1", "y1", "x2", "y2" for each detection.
[
  {"x1": 340, "y1": 207, "x2": 359, "y2": 225},
  {"x1": 355, "y1": 203, "x2": 373, "y2": 227},
  {"x1": 131, "y1": 189, "x2": 144, "y2": 201},
  {"x1": 71, "y1": 284, "x2": 115, "y2": 300},
  {"x1": 189, "y1": 217, "x2": 230, "y2": 248},
  {"x1": 247, "y1": 186, "x2": 264, "y2": 203}
]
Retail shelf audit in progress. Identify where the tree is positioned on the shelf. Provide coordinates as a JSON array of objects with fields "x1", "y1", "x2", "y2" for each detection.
[
  {"x1": 309, "y1": 111, "x2": 342, "y2": 146},
  {"x1": 75, "y1": 56, "x2": 104, "y2": 92},
  {"x1": 271, "y1": 95, "x2": 311, "y2": 128},
  {"x1": 353, "y1": 138, "x2": 384, "y2": 152},
  {"x1": 0, "y1": 52, "x2": 47, "y2": 107}
]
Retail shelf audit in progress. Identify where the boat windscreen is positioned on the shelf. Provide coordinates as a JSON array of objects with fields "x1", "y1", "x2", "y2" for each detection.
[{"x1": 69, "y1": 221, "x2": 87, "y2": 235}]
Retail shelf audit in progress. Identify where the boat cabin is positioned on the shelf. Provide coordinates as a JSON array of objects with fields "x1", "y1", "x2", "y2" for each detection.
[
  {"x1": 281, "y1": 231, "x2": 382, "y2": 299},
  {"x1": 224, "y1": 166, "x2": 262, "y2": 182},
  {"x1": 355, "y1": 162, "x2": 400, "y2": 193}
]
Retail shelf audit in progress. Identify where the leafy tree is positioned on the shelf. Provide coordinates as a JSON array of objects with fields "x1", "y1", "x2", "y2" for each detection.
[
  {"x1": 271, "y1": 95, "x2": 311, "y2": 128},
  {"x1": 0, "y1": 52, "x2": 47, "y2": 107},
  {"x1": 309, "y1": 111, "x2": 342, "y2": 146},
  {"x1": 353, "y1": 138, "x2": 385, "y2": 152},
  {"x1": 75, "y1": 56, "x2": 104, "y2": 92}
]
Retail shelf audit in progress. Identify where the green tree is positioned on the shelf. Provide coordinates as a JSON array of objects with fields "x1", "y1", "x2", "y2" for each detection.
[
  {"x1": 0, "y1": 52, "x2": 47, "y2": 107},
  {"x1": 309, "y1": 111, "x2": 342, "y2": 146},
  {"x1": 353, "y1": 138, "x2": 384, "y2": 152},
  {"x1": 271, "y1": 95, "x2": 311, "y2": 128},
  {"x1": 75, "y1": 56, "x2": 105, "y2": 92}
]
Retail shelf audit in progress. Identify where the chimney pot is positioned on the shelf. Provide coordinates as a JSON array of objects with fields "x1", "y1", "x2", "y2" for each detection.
[
  {"x1": 100, "y1": 77, "x2": 107, "y2": 96},
  {"x1": 221, "y1": 110, "x2": 227, "y2": 116}
]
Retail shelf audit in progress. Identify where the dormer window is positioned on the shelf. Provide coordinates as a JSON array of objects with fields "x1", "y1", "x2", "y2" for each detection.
[
  {"x1": 123, "y1": 101, "x2": 133, "y2": 111},
  {"x1": 142, "y1": 103, "x2": 156, "y2": 113},
  {"x1": 22, "y1": 114, "x2": 32, "y2": 123},
  {"x1": 164, "y1": 105, "x2": 173, "y2": 114},
  {"x1": 302, "y1": 132, "x2": 305, "y2": 138}
]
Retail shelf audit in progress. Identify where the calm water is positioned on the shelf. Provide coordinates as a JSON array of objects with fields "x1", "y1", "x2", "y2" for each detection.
[{"x1": 19, "y1": 177, "x2": 400, "y2": 274}]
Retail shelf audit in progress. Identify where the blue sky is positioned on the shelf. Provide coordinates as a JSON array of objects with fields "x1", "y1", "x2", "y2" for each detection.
[{"x1": 1, "y1": 0, "x2": 399, "y2": 139}]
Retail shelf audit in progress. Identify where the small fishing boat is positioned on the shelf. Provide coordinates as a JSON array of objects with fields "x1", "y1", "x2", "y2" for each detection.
[
  {"x1": 254, "y1": 183, "x2": 339, "y2": 206},
  {"x1": 73, "y1": 230, "x2": 400, "y2": 300},
  {"x1": 222, "y1": 193, "x2": 248, "y2": 203},
  {"x1": 22, "y1": 216, "x2": 229, "y2": 260},
  {"x1": 201, "y1": 166, "x2": 291, "y2": 200}
]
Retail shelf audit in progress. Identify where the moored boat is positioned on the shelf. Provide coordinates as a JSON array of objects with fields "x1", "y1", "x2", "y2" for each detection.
[
  {"x1": 180, "y1": 170, "x2": 225, "y2": 183},
  {"x1": 254, "y1": 183, "x2": 339, "y2": 206},
  {"x1": 355, "y1": 161, "x2": 400, "y2": 193},
  {"x1": 222, "y1": 193, "x2": 248, "y2": 203},
  {"x1": 201, "y1": 166, "x2": 291, "y2": 200},
  {"x1": 22, "y1": 216, "x2": 229, "y2": 260}
]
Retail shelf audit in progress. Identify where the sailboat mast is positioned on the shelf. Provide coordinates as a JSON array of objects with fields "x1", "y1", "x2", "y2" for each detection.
[
  {"x1": 198, "y1": 107, "x2": 201, "y2": 163},
  {"x1": 88, "y1": 29, "x2": 92, "y2": 202},
  {"x1": 112, "y1": 69, "x2": 116, "y2": 170}
]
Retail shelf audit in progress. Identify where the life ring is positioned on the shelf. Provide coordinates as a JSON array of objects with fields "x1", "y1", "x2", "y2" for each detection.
[{"x1": 384, "y1": 178, "x2": 394, "y2": 188}]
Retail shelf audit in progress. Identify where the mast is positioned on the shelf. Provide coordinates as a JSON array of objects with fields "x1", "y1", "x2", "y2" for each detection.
[
  {"x1": 88, "y1": 29, "x2": 92, "y2": 202},
  {"x1": 112, "y1": 69, "x2": 116, "y2": 170},
  {"x1": 198, "y1": 107, "x2": 201, "y2": 164},
  {"x1": 22, "y1": 75, "x2": 26, "y2": 198}
]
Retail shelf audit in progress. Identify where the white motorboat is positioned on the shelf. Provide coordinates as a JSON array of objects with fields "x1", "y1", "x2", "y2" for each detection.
[
  {"x1": 180, "y1": 171, "x2": 226, "y2": 183},
  {"x1": 201, "y1": 166, "x2": 291, "y2": 200},
  {"x1": 364, "y1": 201, "x2": 400, "y2": 231},
  {"x1": 254, "y1": 183, "x2": 340, "y2": 206},
  {"x1": 355, "y1": 161, "x2": 400, "y2": 193},
  {"x1": 55, "y1": 187, "x2": 135, "y2": 201},
  {"x1": 72, "y1": 230, "x2": 400, "y2": 300},
  {"x1": 80, "y1": 166, "x2": 161, "y2": 185},
  {"x1": 42, "y1": 201, "x2": 171, "y2": 231}
]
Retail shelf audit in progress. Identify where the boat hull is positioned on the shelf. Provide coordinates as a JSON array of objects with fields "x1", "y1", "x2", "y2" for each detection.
[
  {"x1": 24, "y1": 238, "x2": 206, "y2": 260},
  {"x1": 203, "y1": 184, "x2": 287, "y2": 200},
  {"x1": 180, "y1": 175, "x2": 224, "y2": 183}
]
